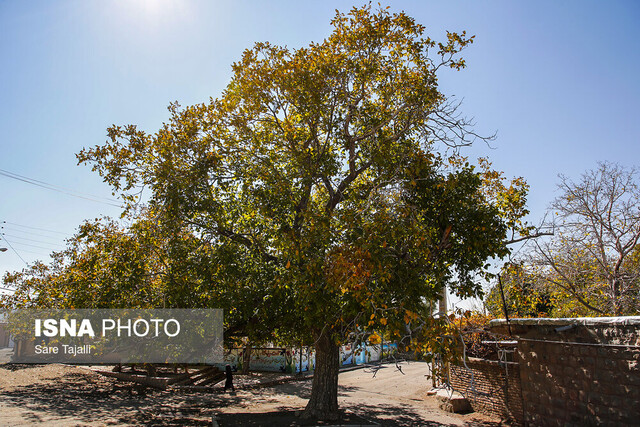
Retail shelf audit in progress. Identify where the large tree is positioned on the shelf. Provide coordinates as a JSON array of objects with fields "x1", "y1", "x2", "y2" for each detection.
[
  {"x1": 69, "y1": 5, "x2": 526, "y2": 419},
  {"x1": 528, "y1": 162, "x2": 640, "y2": 316}
]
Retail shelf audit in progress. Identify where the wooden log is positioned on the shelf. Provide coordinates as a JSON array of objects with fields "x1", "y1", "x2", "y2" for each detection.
[
  {"x1": 171, "y1": 366, "x2": 217, "y2": 386},
  {"x1": 96, "y1": 370, "x2": 169, "y2": 389},
  {"x1": 193, "y1": 372, "x2": 226, "y2": 387}
]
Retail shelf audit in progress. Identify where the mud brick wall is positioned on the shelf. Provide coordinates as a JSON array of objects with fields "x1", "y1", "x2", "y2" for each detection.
[
  {"x1": 450, "y1": 357, "x2": 524, "y2": 425},
  {"x1": 491, "y1": 317, "x2": 640, "y2": 427}
]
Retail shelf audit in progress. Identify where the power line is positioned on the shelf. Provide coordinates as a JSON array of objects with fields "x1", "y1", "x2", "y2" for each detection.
[
  {"x1": 2, "y1": 233, "x2": 65, "y2": 247},
  {"x1": 0, "y1": 222, "x2": 69, "y2": 259},
  {"x1": 0, "y1": 234, "x2": 28, "y2": 265},
  {"x1": 0, "y1": 168, "x2": 120, "y2": 203},
  {"x1": 0, "y1": 231, "x2": 64, "y2": 245},
  {"x1": 2, "y1": 221, "x2": 71, "y2": 236},
  {"x1": 6, "y1": 241, "x2": 60, "y2": 252},
  {"x1": 2, "y1": 247, "x2": 52, "y2": 257},
  {"x1": 0, "y1": 168, "x2": 123, "y2": 207}
]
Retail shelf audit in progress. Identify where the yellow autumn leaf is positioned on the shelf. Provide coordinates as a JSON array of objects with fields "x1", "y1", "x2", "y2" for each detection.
[{"x1": 368, "y1": 333, "x2": 381, "y2": 344}]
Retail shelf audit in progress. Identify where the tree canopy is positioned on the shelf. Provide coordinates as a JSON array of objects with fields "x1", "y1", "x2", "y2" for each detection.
[
  {"x1": 531, "y1": 162, "x2": 640, "y2": 316},
  {"x1": 485, "y1": 262, "x2": 555, "y2": 318},
  {"x1": 486, "y1": 162, "x2": 640, "y2": 318}
]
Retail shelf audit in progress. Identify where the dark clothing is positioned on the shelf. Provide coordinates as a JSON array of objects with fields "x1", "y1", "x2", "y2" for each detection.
[{"x1": 224, "y1": 364, "x2": 234, "y2": 391}]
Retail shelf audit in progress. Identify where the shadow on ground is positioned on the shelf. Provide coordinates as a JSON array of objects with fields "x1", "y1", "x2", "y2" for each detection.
[
  {"x1": 1, "y1": 370, "x2": 225, "y2": 425},
  {"x1": 1, "y1": 366, "x2": 503, "y2": 426},
  {"x1": 345, "y1": 402, "x2": 503, "y2": 427},
  {"x1": 215, "y1": 409, "x2": 374, "y2": 426},
  {"x1": 216, "y1": 408, "x2": 502, "y2": 427},
  {"x1": 0, "y1": 362, "x2": 45, "y2": 371}
]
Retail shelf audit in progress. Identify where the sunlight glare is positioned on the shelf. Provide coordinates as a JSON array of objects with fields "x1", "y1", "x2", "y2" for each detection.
[{"x1": 116, "y1": 0, "x2": 191, "y2": 28}]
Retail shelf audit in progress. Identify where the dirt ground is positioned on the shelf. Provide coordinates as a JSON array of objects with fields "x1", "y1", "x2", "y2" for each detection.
[{"x1": 0, "y1": 361, "x2": 503, "y2": 426}]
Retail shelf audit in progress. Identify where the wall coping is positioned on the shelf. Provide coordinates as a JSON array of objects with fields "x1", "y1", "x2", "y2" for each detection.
[
  {"x1": 462, "y1": 356, "x2": 518, "y2": 367},
  {"x1": 489, "y1": 316, "x2": 640, "y2": 328}
]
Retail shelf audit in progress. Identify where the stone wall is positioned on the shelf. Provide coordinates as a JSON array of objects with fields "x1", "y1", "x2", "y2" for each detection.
[
  {"x1": 491, "y1": 316, "x2": 640, "y2": 427},
  {"x1": 449, "y1": 356, "x2": 524, "y2": 425}
]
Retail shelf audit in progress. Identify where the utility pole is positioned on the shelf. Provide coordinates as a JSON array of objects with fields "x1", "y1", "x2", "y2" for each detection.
[{"x1": 438, "y1": 285, "x2": 447, "y2": 316}]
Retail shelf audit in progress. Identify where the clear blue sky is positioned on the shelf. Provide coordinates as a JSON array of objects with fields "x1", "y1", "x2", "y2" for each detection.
[{"x1": 1, "y1": 1, "x2": 639, "y2": 287}]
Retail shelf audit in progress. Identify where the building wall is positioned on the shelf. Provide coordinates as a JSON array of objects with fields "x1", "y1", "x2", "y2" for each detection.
[
  {"x1": 516, "y1": 327, "x2": 640, "y2": 426},
  {"x1": 222, "y1": 342, "x2": 398, "y2": 373},
  {"x1": 490, "y1": 317, "x2": 640, "y2": 427},
  {"x1": 222, "y1": 347, "x2": 296, "y2": 373},
  {"x1": 449, "y1": 318, "x2": 640, "y2": 426},
  {"x1": 450, "y1": 357, "x2": 524, "y2": 425}
]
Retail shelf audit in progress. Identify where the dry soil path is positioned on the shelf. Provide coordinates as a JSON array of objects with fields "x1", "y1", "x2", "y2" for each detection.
[{"x1": 0, "y1": 362, "x2": 502, "y2": 426}]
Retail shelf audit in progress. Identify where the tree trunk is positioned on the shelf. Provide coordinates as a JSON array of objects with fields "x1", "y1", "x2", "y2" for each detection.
[
  {"x1": 303, "y1": 330, "x2": 340, "y2": 421},
  {"x1": 242, "y1": 344, "x2": 252, "y2": 374},
  {"x1": 611, "y1": 277, "x2": 622, "y2": 316}
]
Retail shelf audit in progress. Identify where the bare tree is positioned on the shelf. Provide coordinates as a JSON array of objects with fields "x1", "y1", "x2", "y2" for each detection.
[{"x1": 531, "y1": 162, "x2": 640, "y2": 316}]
